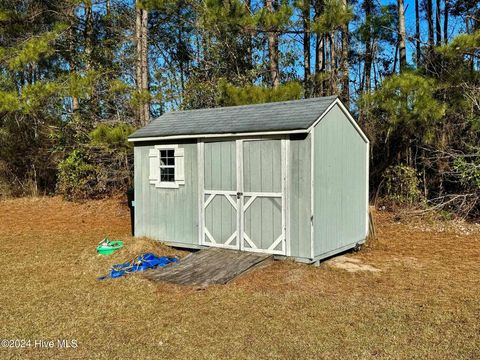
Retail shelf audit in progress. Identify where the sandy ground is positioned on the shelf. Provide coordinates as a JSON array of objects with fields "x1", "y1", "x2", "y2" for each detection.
[{"x1": 0, "y1": 196, "x2": 479, "y2": 359}]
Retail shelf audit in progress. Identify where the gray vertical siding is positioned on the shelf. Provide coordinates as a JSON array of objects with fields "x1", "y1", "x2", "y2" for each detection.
[
  {"x1": 204, "y1": 141, "x2": 236, "y2": 191},
  {"x1": 134, "y1": 140, "x2": 199, "y2": 244},
  {"x1": 313, "y1": 105, "x2": 368, "y2": 258},
  {"x1": 288, "y1": 134, "x2": 312, "y2": 259}
]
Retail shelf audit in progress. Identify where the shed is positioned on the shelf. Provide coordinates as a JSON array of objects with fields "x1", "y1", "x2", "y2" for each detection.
[{"x1": 128, "y1": 96, "x2": 369, "y2": 263}]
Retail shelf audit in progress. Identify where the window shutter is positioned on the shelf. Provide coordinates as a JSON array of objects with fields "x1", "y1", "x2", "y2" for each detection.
[
  {"x1": 149, "y1": 148, "x2": 160, "y2": 185},
  {"x1": 174, "y1": 147, "x2": 185, "y2": 185}
]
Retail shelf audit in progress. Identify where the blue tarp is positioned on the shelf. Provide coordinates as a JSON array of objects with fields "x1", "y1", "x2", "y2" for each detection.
[{"x1": 98, "y1": 253, "x2": 178, "y2": 280}]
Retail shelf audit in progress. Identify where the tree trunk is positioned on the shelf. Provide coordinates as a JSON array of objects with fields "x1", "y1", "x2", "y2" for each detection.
[
  {"x1": 426, "y1": 0, "x2": 434, "y2": 51},
  {"x1": 363, "y1": 0, "x2": 373, "y2": 93},
  {"x1": 329, "y1": 33, "x2": 337, "y2": 95},
  {"x1": 341, "y1": 0, "x2": 349, "y2": 106},
  {"x1": 178, "y1": 23, "x2": 185, "y2": 97},
  {"x1": 315, "y1": 34, "x2": 325, "y2": 96},
  {"x1": 303, "y1": 0, "x2": 311, "y2": 96},
  {"x1": 72, "y1": 92, "x2": 79, "y2": 113},
  {"x1": 314, "y1": 0, "x2": 325, "y2": 96},
  {"x1": 398, "y1": 0, "x2": 407, "y2": 72},
  {"x1": 364, "y1": 41, "x2": 372, "y2": 93},
  {"x1": 135, "y1": 0, "x2": 149, "y2": 126},
  {"x1": 415, "y1": 0, "x2": 421, "y2": 65},
  {"x1": 84, "y1": 3, "x2": 93, "y2": 71},
  {"x1": 135, "y1": 2, "x2": 142, "y2": 124},
  {"x1": 443, "y1": 0, "x2": 449, "y2": 44},
  {"x1": 66, "y1": 5, "x2": 79, "y2": 114},
  {"x1": 141, "y1": 7, "x2": 149, "y2": 123},
  {"x1": 392, "y1": 41, "x2": 399, "y2": 73},
  {"x1": 104, "y1": 0, "x2": 115, "y2": 119},
  {"x1": 435, "y1": 0, "x2": 442, "y2": 46},
  {"x1": 245, "y1": 0, "x2": 253, "y2": 71},
  {"x1": 64, "y1": 5, "x2": 80, "y2": 116},
  {"x1": 266, "y1": 0, "x2": 280, "y2": 87}
]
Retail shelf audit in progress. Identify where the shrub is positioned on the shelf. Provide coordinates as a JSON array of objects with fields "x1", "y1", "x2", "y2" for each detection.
[
  {"x1": 381, "y1": 165, "x2": 423, "y2": 206},
  {"x1": 57, "y1": 123, "x2": 134, "y2": 199},
  {"x1": 57, "y1": 150, "x2": 96, "y2": 199},
  {"x1": 453, "y1": 157, "x2": 480, "y2": 190}
]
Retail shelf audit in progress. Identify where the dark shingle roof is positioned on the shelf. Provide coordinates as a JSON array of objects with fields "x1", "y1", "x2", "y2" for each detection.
[{"x1": 128, "y1": 96, "x2": 337, "y2": 140}]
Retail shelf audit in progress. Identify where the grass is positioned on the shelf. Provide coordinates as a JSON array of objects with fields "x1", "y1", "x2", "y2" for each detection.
[{"x1": 0, "y1": 197, "x2": 479, "y2": 359}]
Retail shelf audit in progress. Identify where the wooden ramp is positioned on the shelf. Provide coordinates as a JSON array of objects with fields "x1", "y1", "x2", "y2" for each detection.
[{"x1": 145, "y1": 248, "x2": 272, "y2": 287}]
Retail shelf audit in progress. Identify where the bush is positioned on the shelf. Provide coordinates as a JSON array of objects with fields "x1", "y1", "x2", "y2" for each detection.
[
  {"x1": 453, "y1": 157, "x2": 480, "y2": 190},
  {"x1": 57, "y1": 150, "x2": 97, "y2": 199},
  {"x1": 57, "y1": 123, "x2": 134, "y2": 199},
  {"x1": 381, "y1": 165, "x2": 423, "y2": 206}
]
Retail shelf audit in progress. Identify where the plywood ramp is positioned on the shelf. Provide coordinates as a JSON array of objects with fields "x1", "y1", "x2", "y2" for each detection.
[{"x1": 145, "y1": 248, "x2": 272, "y2": 287}]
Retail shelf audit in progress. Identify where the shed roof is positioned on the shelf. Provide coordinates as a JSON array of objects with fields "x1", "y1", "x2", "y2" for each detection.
[{"x1": 128, "y1": 95, "x2": 338, "y2": 140}]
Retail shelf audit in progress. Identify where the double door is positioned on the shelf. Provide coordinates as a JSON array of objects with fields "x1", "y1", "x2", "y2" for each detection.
[{"x1": 200, "y1": 138, "x2": 286, "y2": 255}]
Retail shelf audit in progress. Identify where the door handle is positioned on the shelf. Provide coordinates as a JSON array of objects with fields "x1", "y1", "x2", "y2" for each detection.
[{"x1": 236, "y1": 192, "x2": 243, "y2": 199}]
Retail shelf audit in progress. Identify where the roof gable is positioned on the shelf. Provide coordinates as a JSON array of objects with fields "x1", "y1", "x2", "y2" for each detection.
[{"x1": 128, "y1": 96, "x2": 338, "y2": 140}]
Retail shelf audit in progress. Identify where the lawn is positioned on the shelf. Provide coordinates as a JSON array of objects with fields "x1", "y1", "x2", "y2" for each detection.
[{"x1": 0, "y1": 197, "x2": 479, "y2": 359}]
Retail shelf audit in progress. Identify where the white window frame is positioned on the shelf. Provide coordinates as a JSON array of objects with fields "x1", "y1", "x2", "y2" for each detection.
[
  {"x1": 150, "y1": 144, "x2": 185, "y2": 189},
  {"x1": 158, "y1": 147, "x2": 176, "y2": 187}
]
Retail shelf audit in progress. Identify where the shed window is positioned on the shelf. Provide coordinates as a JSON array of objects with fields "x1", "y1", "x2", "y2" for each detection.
[
  {"x1": 149, "y1": 145, "x2": 185, "y2": 188},
  {"x1": 160, "y1": 150, "x2": 175, "y2": 182}
]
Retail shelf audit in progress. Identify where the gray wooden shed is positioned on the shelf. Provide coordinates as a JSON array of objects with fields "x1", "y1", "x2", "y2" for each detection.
[{"x1": 128, "y1": 96, "x2": 369, "y2": 263}]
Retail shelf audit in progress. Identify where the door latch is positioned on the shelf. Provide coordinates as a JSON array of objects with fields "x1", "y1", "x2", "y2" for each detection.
[{"x1": 236, "y1": 192, "x2": 243, "y2": 199}]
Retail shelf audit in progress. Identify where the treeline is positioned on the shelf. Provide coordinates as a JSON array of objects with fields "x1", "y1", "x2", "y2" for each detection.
[{"x1": 0, "y1": 0, "x2": 479, "y2": 216}]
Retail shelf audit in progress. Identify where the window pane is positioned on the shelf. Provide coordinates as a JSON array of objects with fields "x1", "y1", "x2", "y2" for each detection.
[
  {"x1": 161, "y1": 167, "x2": 175, "y2": 182},
  {"x1": 166, "y1": 156, "x2": 175, "y2": 166},
  {"x1": 166, "y1": 150, "x2": 174, "y2": 158}
]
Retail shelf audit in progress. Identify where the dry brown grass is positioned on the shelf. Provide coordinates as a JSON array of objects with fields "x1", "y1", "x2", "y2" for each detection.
[{"x1": 0, "y1": 198, "x2": 479, "y2": 359}]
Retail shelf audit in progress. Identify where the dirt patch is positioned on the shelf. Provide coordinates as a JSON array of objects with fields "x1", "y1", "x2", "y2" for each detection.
[
  {"x1": 377, "y1": 255, "x2": 426, "y2": 270},
  {"x1": 326, "y1": 255, "x2": 381, "y2": 272}
]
